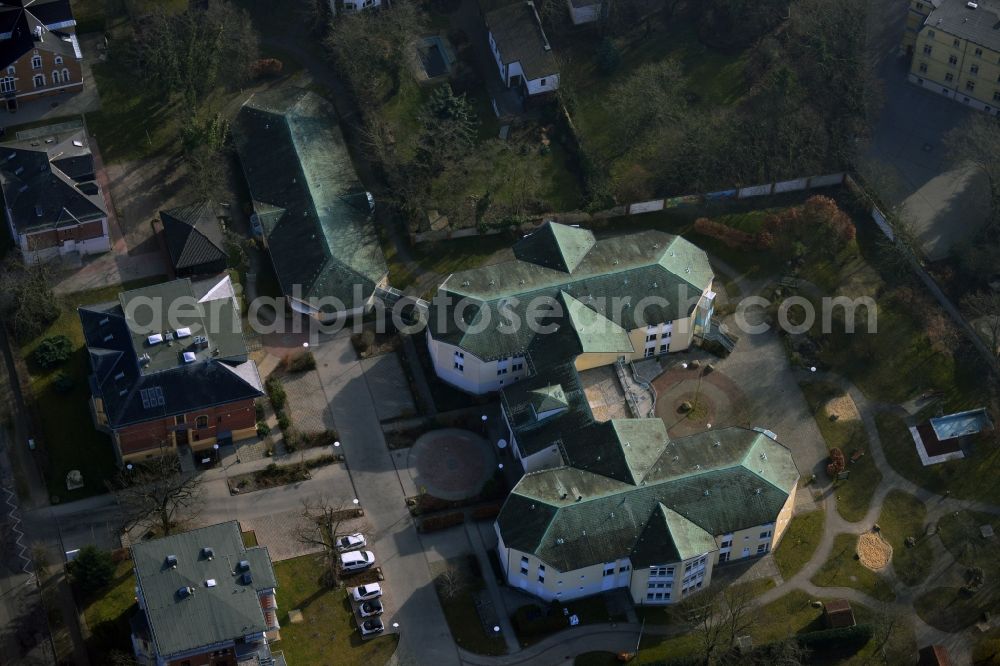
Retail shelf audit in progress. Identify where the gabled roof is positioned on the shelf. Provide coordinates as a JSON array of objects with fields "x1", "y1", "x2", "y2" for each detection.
[
  {"x1": 160, "y1": 201, "x2": 227, "y2": 274},
  {"x1": 513, "y1": 223, "x2": 595, "y2": 273},
  {"x1": 131, "y1": 521, "x2": 277, "y2": 659},
  {"x1": 562, "y1": 291, "x2": 634, "y2": 354},
  {"x1": 430, "y1": 223, "x2": 712, "y2": 361},
  {"x1": 630, "y1": 504, "x2": 718, "y2": 567},
  {"x1": 497, "y1": 427, "x2": 798, "y2": 571},
  {"x1": 80, "y1": 276, "x2": 262, "y2": 428},
  {"x1": 233, "y1": 87, "x2": 387, "y2": 310},
  {"x1": 0, "y1": 122, "x2": 105, "y2": 234},
  {"x1": 484, "y1": 1, "x2": 558, "y2": 81},
  {"x1": 0, "y1": 1, "x2": 78, "y2": 70}
]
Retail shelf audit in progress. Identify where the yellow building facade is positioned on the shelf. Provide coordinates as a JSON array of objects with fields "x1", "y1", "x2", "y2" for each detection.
[{"x1": 906, "y1": 0, "x2": 1000, "y2": 115}]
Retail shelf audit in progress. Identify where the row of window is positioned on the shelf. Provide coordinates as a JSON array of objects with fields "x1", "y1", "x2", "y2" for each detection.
[
  {"x1": 0, "y1": 68, "x2": 72, "y2": 93},
  {"x1": 916, "y1": 65, "x2": 1000, "y2": 100},
  {"x1": 923, "y1": 32, "x2": 1000, "y2": 64},
  {"x1": 646, "y1": 590, "x2": 671, "y2": 601},
  {"x1": 29, "y1": 54, "x2": 64, "y2": 70},
  {"x1": 174, "y1": 414, "x2": 220, "y2": 429}
]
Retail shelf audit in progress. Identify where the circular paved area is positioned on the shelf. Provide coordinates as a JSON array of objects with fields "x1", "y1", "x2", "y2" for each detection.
[
  {"x1": 408, "y1": 428, "x2": 495, "y2": 501},
  {"x1": 653, "y1": 365, "x2": 749, "y2": 437}
]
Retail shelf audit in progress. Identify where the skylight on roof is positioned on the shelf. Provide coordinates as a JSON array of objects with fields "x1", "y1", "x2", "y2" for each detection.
[
  {"x1": 147, "y1": 333, "x2": 163, "y2": 345},
  {"x1": 175, "y1": 327, "x2": 192, "y2": 338},
  {"x1": 182, "y1": 351, "x2": 196, "y2": 363}
]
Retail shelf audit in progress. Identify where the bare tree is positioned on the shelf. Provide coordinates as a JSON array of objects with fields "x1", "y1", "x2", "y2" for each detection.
[
  {"x1": 862, "y1": 602, "x2": 902, "y2": 666},
  {"x1": 945, "y1": 113, "x2": 1000, "y2": 225},
  {"x1": 693, "y1": 582, "x2": 758, "y2": 665},
  {"x1": 0, "y1": 257, "x2": 59, "y2": 343},
  {"x1": 295, "y1": 495, "x2": 362, "y2": 585},
  {"x1": 436, "y1": 564, "x2": 465, "y2": 601},
  {"x1": 108, "y1": 451, "x2": 202, "y2": 537}
]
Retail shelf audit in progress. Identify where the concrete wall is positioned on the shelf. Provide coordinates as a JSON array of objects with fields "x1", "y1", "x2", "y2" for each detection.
[{"x1": 566, "y1": 0, "x2": 600, "y2": 24}]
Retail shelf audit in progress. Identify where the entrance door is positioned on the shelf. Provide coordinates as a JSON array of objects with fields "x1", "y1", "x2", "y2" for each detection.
[
  {"x1": 175, "y1": 428, "x2": 189, "y2": 446},
  {"x1": 741, "y1": 547, "x2": 750, "y2": 559}
]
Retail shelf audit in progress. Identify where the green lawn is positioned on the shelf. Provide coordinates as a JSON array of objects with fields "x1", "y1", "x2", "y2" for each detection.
[
  {"x1": 85, "y1": 60, "x2": 181, "y2": 164},
  {"x1": 915, "y1": 510, "x2": 1000, "y2": 632},
  {"x1": 271, "y1": 554, "x2": 398, "y2": 666},
  {"x1": 21, "y1": 278, "x2": 164, "y2": 500},
  {"x1": 433, "y1": 556, "x2": 506, "y2": 655},
  {"x1": 876, "y1": 411, "x2": 1000, "y2": 506},
  {"x1": 774, "y1": 509, "x2": 825, "y2": 581},
  {"x1": 877, "y1": 491, "x2": 932, "y2": 587},
  {"x1": 80, "y1": 561, "x2": 139, "y2": 662},
  {"x1": 385, "y1": 233, "x2": 513, "y2": 293},
  {"x1": 799, "y1": 381, "x2": 880, "y2": 523},
  {"x1": 811, "y1": 534, "x2": 895, "y2": 603},
  {"x1": 638, "y1": 590, "x2": 913, "y2": 664}
]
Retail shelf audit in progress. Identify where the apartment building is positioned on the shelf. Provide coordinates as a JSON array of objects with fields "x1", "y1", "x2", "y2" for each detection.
[
  {"x1": 129, "y1": 521, "x2": 285, "y2": 666},
  {"x1": 494, "y1": 426, "x2": 798, "y2": 605},
  {"x1": 426, "y1": 222, "x2": 715, "y2": 395},
  {"x1": 80, "y1": 276, "x2": 262, "y2": 463},
  {"x1": 907, "y1": 0, "x2": 1000, "y2": 115}
]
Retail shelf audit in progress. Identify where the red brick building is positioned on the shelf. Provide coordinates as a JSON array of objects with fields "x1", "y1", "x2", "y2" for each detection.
[
  {"x1": 0, "y1": 0, "x2": 83, "y2": 109},
  {"x1": 80, "y1": 276, "x2": 263, "y2": 464},
  {"x1": 0, "y1": 121, "x2": 110, "y2": 262}
]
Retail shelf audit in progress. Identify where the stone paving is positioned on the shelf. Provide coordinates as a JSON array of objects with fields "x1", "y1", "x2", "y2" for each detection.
[
  {"x1": 579, "y1": 366, "x2": 630, "y2": 422},
  {"x1": 653, "y1": 363, "x2": 749, "y2": 438},
  {"x1": 360, "y1": 352, "x2": 417, "y2": 421},
  {"x1": 282, "y1": 369, "x2": 333, "y2": 433},
  {"x1": 406, "y1": 429, "x2": 495, "y2": 501}
]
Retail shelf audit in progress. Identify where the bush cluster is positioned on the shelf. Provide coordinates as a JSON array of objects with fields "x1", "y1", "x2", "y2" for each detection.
[{"x1": 33, "y1": 335, "x2": 72, "y2": 369}]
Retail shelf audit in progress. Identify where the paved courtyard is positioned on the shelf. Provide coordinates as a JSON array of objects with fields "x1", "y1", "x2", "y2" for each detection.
[
  {"x1": 865, "y1": 2, "x2": 991, "y2": 260},
  {"x1": 653, "y1": 361, "x2": 749, "y2": 437},
  {"x1": 579, "y1": 366, "x2": 630, "y2": 422},
  {"x1": 360, "y1": 352, "x2": 417, "y2": 421},
  {"x1": 402, "y1": 428, "x2": 495, "y2": 501}
]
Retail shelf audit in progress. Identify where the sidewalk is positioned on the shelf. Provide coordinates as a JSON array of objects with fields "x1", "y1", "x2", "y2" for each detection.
[{"x1": 465, "y1": 520, "x2": 519, "y2": 653}]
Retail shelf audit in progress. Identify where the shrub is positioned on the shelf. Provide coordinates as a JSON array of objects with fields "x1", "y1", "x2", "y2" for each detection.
[
  {"x1": 284, "y1": 351, "x2": 316, "y2": 373},
  {"x1": 251, "y1": 58, "x2": 283, "y2": 78},
  {"x1": 692, "y1": 217, "x2": 761, "y2": 250},
  {"x1": 265, "y1": 376, "x2": 286, "y2": 411},
  {"x1": 827, "y1": 447, "x2": 846, "y2": 478},
  {"x1": 512, "y1": 604, "x2": 567, "y2": 635},
  {"x1": 596, "y1": 37, "x2": 621, "y2": 74},
  {"x1": 67, "y1": 545, "x2": 115, "y2": 595},
  {"x1": 256, "y1": 421, "x2": 271, "y2": 438},
  {"x1": 795, "y1": 624, "x2": 873, "y2": 651},
  {"x1": 419, "y1": 512, "x2": 465, "y2": 532},
  {"x1": 471, "y1": 503, "x2": 502, "y2": 521},
  {"x1": 255, "y1": 402, "x2": 265, "y2": 420},
  {"x1": 33, "y1": 335, "x2": 73, "y2": 369},
  {"x1": 53, "y1": 372, "x2": 74, "y2": 393}
]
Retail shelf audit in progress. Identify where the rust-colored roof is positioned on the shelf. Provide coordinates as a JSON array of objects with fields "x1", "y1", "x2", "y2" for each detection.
[{"x1": 823, "y1": 599, "x2": 855, "y2": 629}]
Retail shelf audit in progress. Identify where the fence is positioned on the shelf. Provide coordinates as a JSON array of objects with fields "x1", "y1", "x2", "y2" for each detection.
[
  {"x1": 844, "y1": 174, "x2": 998, "y2": 373},
  {"x1": 410, "y1": 172, "x2": 847, "y2": 244}
]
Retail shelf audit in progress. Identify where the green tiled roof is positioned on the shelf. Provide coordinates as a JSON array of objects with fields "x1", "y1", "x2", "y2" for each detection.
[
  {"x1": 233, "y1": 88, "x2": 387, "y2": 309},
  {"x1": 430, "y1": 223, "x2": 712, "y2": 361},
  {"x1": 631, "y1": 504, "x2": 718, "y2": 567},
  {"x1": 131, "y1": 521, "x2": 278, "y2": 658},
  {"x1": 513, "y1": 223, "x2": 595, "y2": 273},
  {"x1": 501, "y1": 358, "x2": 594, "y2": 457},
  {"x1": 497, "y1": 428, "x2": 799, "y2": 571},
  {"x1": 562, "y1": 291, "x2": 634, "y2": 354},
  {"x1": 530, "y1": 385, "x2": 568, "y2": 413}
]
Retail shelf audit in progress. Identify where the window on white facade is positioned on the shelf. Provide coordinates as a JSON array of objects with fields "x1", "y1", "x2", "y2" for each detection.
[
  {"x1": 953, "y1": 38, "x2": 961, "y2": 48},
  {"x1": 520, "y1": 566, "x2": 528, "y2": 575},
  {"x1": 540, "y1": 78, "x2": 547, "y2": 85},
  {"x1": 603, "y1": 566, "x2": 614, "y2": 577},
  {"x1": 650, "y1": 566, "x2": 673, "y2": 577},
  {"x1": 659, "y1": 344, "x2": 668, "y2": 354},
  {"x1": 32, "y1": 74, "x2": 43, "y2": 87},
  {"x1": 453, "y1": 361, "x2": 463, "y2": 372},
  {"x1": 537, "y1": 573, "x2": 544, "y2": 583},
  {"x1": 645, "y1": 334, "x2": 656, "y2": 342},
  {"x1": 945, "y1": 72, "x2": 954, "y2": 82},
  {"x1": 972, "y1": 64, "x2": 980, "y2": 75},
  {"x1": 720, "y1": 539, "x2": 732, "y2": 548},
  {"x1": 644, "y1": 347, "x2": 655, "y2": 358},
  {"x1": 918, "y1": 62, "x2": 928, "y2": 73},
  {"x1": 619, "y1": 564, "x2": 630, "y2": 573},
  {"x1": 757, "y1": 544, "x2": 768, "y2": 554},
  {"x1": 949, "y1": 55, "x2": 958, "y2": 65},
  {"x1": 760, "y1": 530, "x2": 772, "y2": 539},
  {"x1": 923, "y1": 45, "x2": 932, "y2": 55},
  {"x1": 975, "y1": 47, "x2": 983, "y2": 57},
  {"x1": 31, "y1": 55, "x2": 41, "y2": 69}
]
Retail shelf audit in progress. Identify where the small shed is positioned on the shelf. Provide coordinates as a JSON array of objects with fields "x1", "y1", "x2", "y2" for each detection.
[
  {"x1": 823, "y1": 599, "x2": 856, "y2": 629},
  {"x1": 917, "y1": 644, "x2": 952, "y2": 666}
]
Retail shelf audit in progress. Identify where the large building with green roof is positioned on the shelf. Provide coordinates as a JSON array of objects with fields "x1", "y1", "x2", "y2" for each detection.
[
  {"x1": 426, "y1": 222, "x2": 716, "y2": 395},
  {"x1": 494, "y1": 425, "x2": 799, "y2": 606},
  {"x1": 233, "y1": 87, "x2": 388, "y2": 320},
  {"x1": 129, "y1": 521, "x2": 284, "y2": 665}
]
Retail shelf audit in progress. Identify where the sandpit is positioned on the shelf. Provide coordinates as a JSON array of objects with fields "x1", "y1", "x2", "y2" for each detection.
[
  {"x1": 857, "y1": 532, "x2": 893, "y2": 571},
  {"x1": 824, "y1": 394, "x2": 860, "y2": 422}
]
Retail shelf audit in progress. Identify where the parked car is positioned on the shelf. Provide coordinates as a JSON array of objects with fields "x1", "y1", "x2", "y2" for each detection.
[
  {"x1": 359, "y1": 618, "x2": 384, "y2": 636},
  {"x1": 340, "y1": 550, "x2": 375, "y2": 572},
  {"x1": 359, "y1": 599, "x2": 383, "y2": 617},
  {"x1": 336, "y1": 532, "x2": 367, "y2": 552},
  {"x1": 350, "y1": 582, "x2": 382, "y2": 602}
]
